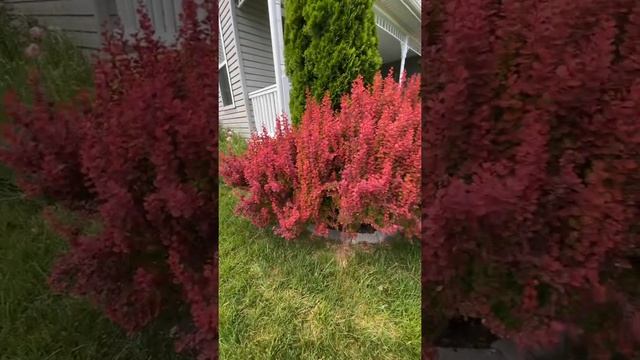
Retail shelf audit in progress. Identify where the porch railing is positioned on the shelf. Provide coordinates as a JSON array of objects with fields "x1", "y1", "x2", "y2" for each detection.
[
  {"x1": 115, "y1": 0, "x2": 182, "y2": 43},
  {"x1": 248, "y1": 84, "x2": 281, "y2": 137},
  {"x1": 373, "y1": 6, "x2": 420, "y2": 54}
]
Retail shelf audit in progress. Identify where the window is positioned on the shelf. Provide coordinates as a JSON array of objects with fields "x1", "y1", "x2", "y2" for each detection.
[
  {"x1": 219, "y1": 23, "x2": 234, "y2": 107},
  {"x1": 219, "y1": 64, "x2": 233, "y2": 107}
]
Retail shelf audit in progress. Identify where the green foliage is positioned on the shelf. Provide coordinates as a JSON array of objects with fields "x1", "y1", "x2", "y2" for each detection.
[
  {"x1": 219, "y1": 127, "x2": 248, "y2": 156},
  {"x1": 0, "y1": 5, "x2": 92, "y2": 202},
  {"x1": 0, "y1": 6, "x2": 92, "y2": 118},
  {"x1": 284, "y1": 0, "x2": 381, "y2": 125}
]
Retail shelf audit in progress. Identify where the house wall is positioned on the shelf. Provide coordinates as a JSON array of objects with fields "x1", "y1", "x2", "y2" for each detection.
[
  {"x1": 0, "y1": 0, "x2": 114, "y2": 55},
  {"x1": 235, "y1": 0, "x2": 276, "y2": 94},
  {"x1": 113, "y1": 0, "x2": 183, "y2": 44},
  {"x1": 219, "y1": 0, "x2": 251, "y2": 138},
  {"x1": 232, "y1": 0, "x2": 278, "y2": 136}
]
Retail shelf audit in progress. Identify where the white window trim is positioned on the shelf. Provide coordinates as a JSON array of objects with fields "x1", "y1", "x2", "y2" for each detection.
[{"x1": 219, "y1": 22, "x2": 235, "y2": 109}]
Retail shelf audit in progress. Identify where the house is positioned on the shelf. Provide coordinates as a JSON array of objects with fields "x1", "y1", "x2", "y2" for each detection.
[
  {"x1": 0, "y1": 0, "x2": 183, "y2": 55},
  {"x1": 0, "y1": 0, "x2": 124, "y2": 55},
  {"x1": 219, "y1": 0, "x2": 421, "y2": 137},
  {"x1": 2, "y1": 0, "x2": 420, "y2": 138}
]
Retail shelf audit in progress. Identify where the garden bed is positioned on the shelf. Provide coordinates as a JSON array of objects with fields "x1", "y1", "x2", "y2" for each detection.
[{"x1": 307, "y1": 224, "x2": 397, "y2": 244}]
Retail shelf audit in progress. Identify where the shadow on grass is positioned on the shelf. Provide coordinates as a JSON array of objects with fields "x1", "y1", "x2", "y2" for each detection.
[{"x1": 261, "y1": 229, "x2": 419, "y2": 275}]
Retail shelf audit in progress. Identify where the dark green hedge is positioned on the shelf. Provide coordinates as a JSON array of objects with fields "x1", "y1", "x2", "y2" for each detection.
[{"x1": 284, "y1": 0, "x2": 381, "y2": 125}]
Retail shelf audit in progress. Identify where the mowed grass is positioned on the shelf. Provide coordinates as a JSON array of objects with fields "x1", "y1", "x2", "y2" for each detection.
[
  {"x1": 0, "y1": 172, "x2": 188, "y2": 360},
  {"x1": 219, "y1": 163, "x2": 421, "y2": 359}
]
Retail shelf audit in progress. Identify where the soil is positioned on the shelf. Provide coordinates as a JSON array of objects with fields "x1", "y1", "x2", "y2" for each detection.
[{"x1": 434, "y1": 316, "x2": 499, "y2": 349}]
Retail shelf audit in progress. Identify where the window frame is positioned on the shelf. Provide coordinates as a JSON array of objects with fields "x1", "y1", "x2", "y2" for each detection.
[{"x1": 219, "y1": 22, "x2": 235, "y2": 109}]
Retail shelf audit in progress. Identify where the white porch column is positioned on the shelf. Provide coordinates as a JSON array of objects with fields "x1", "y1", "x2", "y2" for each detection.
[
  {"x1": 399, "y1": 35, "x2": 409, "y2": 84},
  {"x1": 267, "y1": 0, "x2": 290, "y2": 118}
]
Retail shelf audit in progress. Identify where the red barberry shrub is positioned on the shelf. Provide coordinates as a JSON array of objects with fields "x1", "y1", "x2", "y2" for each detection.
[
  {"x1": 221, "y1": 72, "x2": 421, "y2": 240},
  {"x1": 1, "y1": 72, "x2": 92, "y2": 207},
  {"x1": 220, "y1": 117, "x2": 299, "y2": 237},
  {"x1": 423, "y1": 0, "x2": 640, "y2": 358},
  {"x1": 0, "y1": 1, "x2": 218, "y2": 359}
]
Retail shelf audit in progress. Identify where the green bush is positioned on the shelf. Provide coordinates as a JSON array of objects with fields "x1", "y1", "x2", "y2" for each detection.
[
  {"x1": 219, "y1": 127, "x2": 247, "y2": 156},
  {"x1": 0, "y1": 5, "x2": 91, "y2": 196},
  {"x1": 0, "y1": 5, "x2": 92, "y2": 114},
  {"x1": 284, "y1": 0, "x2": 381, "y2": 125}
]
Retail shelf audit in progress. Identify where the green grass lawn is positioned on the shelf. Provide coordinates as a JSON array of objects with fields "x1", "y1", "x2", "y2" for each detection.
[
  {"x1": 219, "y1": 183, "x2": 421, "y2": 359},
  {"x1": 0, "y1": 181, "x2": 188, "y2": 360}
]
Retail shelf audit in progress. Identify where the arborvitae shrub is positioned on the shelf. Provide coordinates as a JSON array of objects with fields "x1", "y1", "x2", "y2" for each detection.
[
  {"x1": 423, "y1": 0, "x2": 640, "y2": 358},
  {"x1": 0, "y1": 1, "x2": 218, "y2": 359},
  {"x1": 284, "y1": 0, "x2": 382, "y2": 125},
  {"x1": 221, "y1": 72, "x2": 420, "y2": 240}
]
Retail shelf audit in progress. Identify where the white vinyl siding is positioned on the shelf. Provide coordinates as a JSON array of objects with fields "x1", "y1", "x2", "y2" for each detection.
[
  {"x1": 113, "y1": 0, "x2": 182, "y2": 44},
  {"x1": 218, "y1": 0, "x2": 251, "y2": 137},
  {"x1": 1, "y1": 0, "x2": 112, "y2": 54},
  {"x1": 235, "y1": 0, "x2": 276, "y2": 94},
  {"x1": 234, "y1": 0, "x2": 277, "y2": 134}
]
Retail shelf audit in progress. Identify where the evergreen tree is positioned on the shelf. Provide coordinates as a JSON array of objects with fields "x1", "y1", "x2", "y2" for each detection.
[{"x1": 284, "y1": 0, "x2": 381, "y2": 125}]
